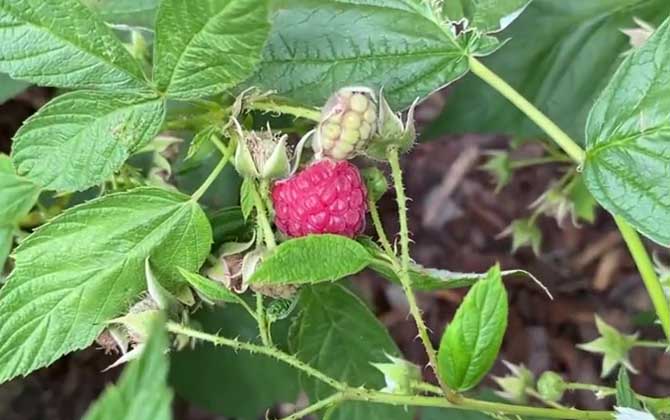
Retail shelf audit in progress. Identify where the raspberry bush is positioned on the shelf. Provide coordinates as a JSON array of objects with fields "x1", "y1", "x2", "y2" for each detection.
[{"x1": 0, "y1": 1, "x2": 669, "y2": 419}]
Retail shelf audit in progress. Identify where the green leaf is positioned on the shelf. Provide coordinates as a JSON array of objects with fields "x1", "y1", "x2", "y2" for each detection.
[
  {"x1": 0, "y1": 0, "x2": 148, "y2": 90},
  {"x1": 616, "y1": 368, "x2": 642, "y2": 410},
  {"x1": 290, "y1": 284, "x2": 411, "y2": 420},
  {"x1": 83, "y1": 0, "x2": 159, "y2": 27},
  {"x1": 251, "y1": 0, "x2": 487, "y2": 110},
  {"x1": 427, "y1": 0, "x2": 670, "y2": 143},
  {"x1": 250, "y1": 234, "x2": 372, "y2": 285},
  {"x1": 239, "y1": 177, "x2": 255, "y2": 220},
  {"x1": 177, "y1": 267, "x2": 238, "y2": 303},
  {"x1": 170, "y1": 305, "x2": 299, "y2": 420},
  {"x1": 82, "y1": 320, "x2": 172, "y2": 420},
  {"x1": 0, "y1": 187, "x2": 212, "y2": 384},
  {"x1": 11, "y1": 90, "x2": 166, "y2": 192},
  {"x1": 583, "y1": 16, "x2": 670, "y2": 245},
  {"x1": 209, "y1": 206, "x2": 251, "y2": 244},
  {"x1": 438, "y1": 265, "x2": 508, "y2": 392},
  {"x1": 443, "y1": 0, "x2": 531, "y2": 33},
  {"x1": 0, "y1": 73, "x2": 28, "y2": 104},
  {"x1": 153, "y1": 0, "x2": 271, "y2": 99},
  {"x1": 0, "y1": 225, "x2": 13, "y2": 269},
  {"x1": 0, "y1": 154, "x2": 40, "y2": 223}
]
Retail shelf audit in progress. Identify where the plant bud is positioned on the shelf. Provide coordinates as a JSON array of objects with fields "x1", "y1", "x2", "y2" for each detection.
[
  {"x1": 371, "y1": 354, "x2": 421, "y2": 394},
  {"x1": 205, "y1": 239, "x2": 255, "y2": 293},
  {"x1": 493, "y1": 361, "x2": 535, "y2": 403},
  {"x1": 233, "y1": 122, "x2": 291, "y2": 180},
  {"x1": 365, "y1": 92, "x2": 417, "y2": 160},
  {"x1": 537, "y1": 371, "x2": 566, "y2": 402},
  {"x1": 361, "y1": 166, "x2": 388, "y2": 202},
  {"x1": 315, "y1": 87, "x2": 378, "y2": 160}
]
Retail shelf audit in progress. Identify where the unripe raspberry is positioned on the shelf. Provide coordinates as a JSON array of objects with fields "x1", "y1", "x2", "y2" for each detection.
[
  {"x1": 315, "y1": 88, "x2": 378, "y2": 160},
  {"x1": 271, "y1": 160, "x2": 368, "y2": 238}
]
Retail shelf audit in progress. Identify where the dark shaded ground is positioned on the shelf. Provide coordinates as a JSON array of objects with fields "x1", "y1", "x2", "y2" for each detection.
[{"x1": 1, "y1": 88, "x2": 668, "y2": 419}]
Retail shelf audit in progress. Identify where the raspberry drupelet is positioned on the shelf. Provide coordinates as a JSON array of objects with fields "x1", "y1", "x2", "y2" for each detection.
[{"x1": 271, "y1": 159, "x2": 368, "y2": 238}]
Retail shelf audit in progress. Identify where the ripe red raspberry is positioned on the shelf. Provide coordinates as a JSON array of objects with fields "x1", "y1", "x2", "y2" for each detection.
[{"x1": 271, "y1": 160, "x2": 367, "y2": 238}]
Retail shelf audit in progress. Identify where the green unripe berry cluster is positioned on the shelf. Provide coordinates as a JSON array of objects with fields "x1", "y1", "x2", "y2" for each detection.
[{"x1": 318, "y1": 89, "x2": 377, "y2": 160}]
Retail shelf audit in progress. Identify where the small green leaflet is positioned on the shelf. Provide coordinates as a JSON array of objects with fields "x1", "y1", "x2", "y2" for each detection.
[
  {"x1": 239, "y1": 178, "x2": 255, "y2": 221},
  {"x1": 0, "y1": 154, "x2": 40, "y2": 223},
  {"x1": 0, "y1": 0, "x2": 147, "y2": 90},
  {"x1": 0, "y1": 187, "x2": 212, "y2": 384},
  {"x1": 438, "y1": 265, "x2": 509, "y2": 391},
  {"x1": 82, "y1": 319, "x2": 172, "y2": 420},
  {"x1": 11, "y1": 90, "x2": 166, "y2": 192},
  {"x1": 178, "y1": 267, "x2": 239, "y2": 304},
  {"x1": 290, "y1": 284, "x2": 411, "y2": 420},
  {"x1": 251, "y1": 0, "x2": 483, "y2": 110},
  {"x1": 584, "y1": 16, "x2": 670, "y2": 245},
  {"x1": 443, "y1": 0, "x2": 531, "y2": 33},
  {"x1": 616, "y1": 368, "x2": 642, "y2": 410},
  {"x1": 153, "y1": 0, "x2": 271, "y2": 99},
  {"x1": 0, "y1": 73, "x2": 28, "y2": 104},
  {"x1": 250, "y1": 235, "x2": 372, "y2": 285}
]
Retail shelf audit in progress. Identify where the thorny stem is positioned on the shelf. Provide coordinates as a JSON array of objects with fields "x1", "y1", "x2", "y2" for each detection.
[
  {"x1": 367, "y1": 196, "x2": 395, "y2": 258},
  {"x1": 279, "y1": 393, "x2": 346, "y2": 420},
  {"x1": 256, "y1": 291, "x2": 272, "y2": 346},
  {"x1": 469, "y1": 55, "x2": 670, "y2": 343},
  {"x1": 387, "y1": 147, "x2": 457, "y2": 401},
  {"x1": 168, "y1": 322, "x2": 614, "y2": 420},
  {"x1": 251, "y1": 180, "x2": 277, "y2": 249},
  {"x1": 191, "y1": 137, "x2": 235, "y2": 202},
  {"x1": 247, "y1": 99, "x2": 321, "y2": 122}
]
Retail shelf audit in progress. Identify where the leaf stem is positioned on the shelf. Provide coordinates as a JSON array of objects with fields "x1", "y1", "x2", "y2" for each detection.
[
  {"x1": 255, "y1": 291, "x2": 272, "y2": 346},
  {"x1": 367, "y1": 196, "x2": 395, "y2": 258},
  {"x1": 247, "y1": 99, "x2": 321, "y2": 122},
  {"x1": 191, "y1": 137, "x2": 235, "y2": 202},
  {"x1": 469, "y1": 55, "x2": 670, "y2": 343},
  {"x1": 168, "y1": 322, "x2": 614, "y2": 420},
  {"x1": 468, "y1": 57, "x2": 585, "y2": 164},
  {"x1": 280, "y1": 393, "x2": 345, "y2": 420},
  {"x1": 634, "y1": 340, "x2": 668, "y2": 349},
  {"x1": 387, "y1": 147, "x2": 456, "y2": 400}
]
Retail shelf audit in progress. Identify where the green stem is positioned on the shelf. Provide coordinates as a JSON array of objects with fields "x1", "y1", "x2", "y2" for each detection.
[
  {"x1": 634, "y1": 340, "x2": 668, "y2": 349},
  {"x1": 525, "y1": 387, "x2": 567, "y2": 410},
  {"x1": 367, "y1": 196, "x2": 395, "y2": 258},
  {"x1": 280, "y1": 393, "x2": 345, "y2": 420},
  {"x1": 166, "y1": 322, "x2": 347, "y2": 391},
  {"x1": 248, "y1": 99, "x2": 321, "y2": 122},
  {"x1": 469, "y1": 55, "x2": 670, "y2": 343},
  {"x1": 614, "y1": 216, "x2": 670, "y2": 340},
  {"x1": 468, "y1": 57, "x2": 585, "y2": 164},
  {"x1": 387, "y1": 148, "x2": 455, "y2": 400},
  {"x1": 191, "y1": 138, "x2": 234, "y2": 202},
  {"x1": 566, "y1": 381, "x2": 664, "y2": 405},
  {"x1": 251, "y1": 180, "x2": 277, "y2": 249},
  {"x1": 256, "y1": 292, "x2": 272, "y2": 346},
  {"x1": 168, "y1": 322, "x2": 614, "y2": 420},
  {"x1": 510, "y1": 156, "x2": 572, "y2": 169}
]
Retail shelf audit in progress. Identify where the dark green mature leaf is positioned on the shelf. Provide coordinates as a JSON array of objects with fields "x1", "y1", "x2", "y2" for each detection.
[
  {"x1": 171, "y1": 305, "x2": 299, "y2": 420},
  {"x1": 0, "y1": 155, "x2": 39, "y2": 223},
  {"x1": 0, "y1": 188, "x2": 212, "y2": 384},
  {"x1": 438, "y1": 265, "x2": 508, "y2": 391},
  {"x1": 0, "y1": 0, "x2": 148, "y2": 90},
  {"x1": 82, "y1": 321, "x2": 172, "y2": 420},
  {"x1": 178, "y1": 268, "x2": 238, "y2": 303},
  {"x1": 583, "y1": 16, "x2": 670, "y2": 245},
  {"x1": 427, "y1": 0, "x2": 670, "y2": 143},
  {"x1": 290, "y1": 284, "x2": 411, "y2": 420},
  {"x1": 11, "y1": 91, "x2": 165, "y2": 192},
  {"x1": 154, "y1": 0, "x2": 270, "y2": 99},
  {"x1": 209, "y1": 206, "x2": 251, "y2": 244},
  {"x1": 251, "y1": 235, "x2": 372, "y2": 285},
  {"x1": 0, "y1": 73, "x2": 28, "y2": 104},
  {"x1": 443, "y1": 0, "x2": 531, "y2": 33},
  {"x1": 251, "y1": 0, "x2": 489, "y2": 110},
  {"x1": 83, "y1": 0, "x2": 159, "y2": 27}
]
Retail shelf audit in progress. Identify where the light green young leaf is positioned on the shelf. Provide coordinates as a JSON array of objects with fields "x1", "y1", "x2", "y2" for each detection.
[
  {"x1": 82, "y1": 320, "x2": 172, "y2": 420},
  {"x1": 428, "y1": 0, "x2": 670, "y2": 143},
  {"x1": 177, "y1": 267, "x2": 239, "y2": 304},
  {"x1": 83, "y1": 0, "x2": 159, "y2": 27},
  {"x1": 239, "y1": 177, "x2": 255, "y2": 220},
  {"x1": 11, "y1": 90, "x2": 166, "y2": 192},
  {"x1": 443, "y1": 0, "x2": 531, "y2": 33},
  {"x1": 583, "y1": 16, "x2": 670, "y2": 245},
  {"x1": 171, "y1": 305, "x2": 299, "y2": 420},
  {"x1": 290, "y1": 284, "x2": 411, "y2": 420},
  {"x1": 438, "y1": 265, "x2": 508, "y2": 391},
  {"x1": 251, "y1": 0, "x2": 486, "y2": 110},
  {"x1": 0, "y1": 154, "x2": 40, "y2": 222},
  {"x1": 0, "y1": 187, "x2": 212, "y2": 384},
  {"x1": 153, "y1": 0, "x2": 270, "y2": 99},
  {"x1": 0, "y1": 0, "x2": 148, "y2": 90},
  {"x1": 250, "y1": 234, "x2": 372, "y2": 285},
  {"x1": 0, "y1": 73, "x2": 28, "y2": 104},
  {"x1": 616, "y1": 368, "x2": 642, "y2": 410}
]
